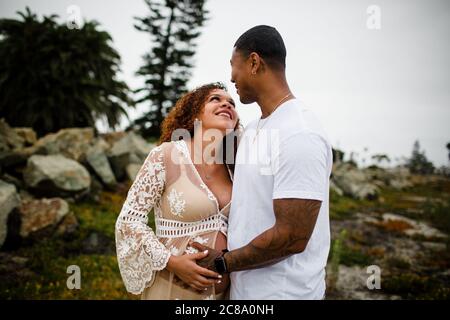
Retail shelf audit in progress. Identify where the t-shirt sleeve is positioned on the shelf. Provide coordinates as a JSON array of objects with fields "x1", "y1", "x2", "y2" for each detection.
[{"x1": 272, "y1": 131, "x2": 330, "y2": 201}]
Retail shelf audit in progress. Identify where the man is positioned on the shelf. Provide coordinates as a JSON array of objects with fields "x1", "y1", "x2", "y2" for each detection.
[{"x1": 192, "y1": 25, "x2": 333, "y2": 299}]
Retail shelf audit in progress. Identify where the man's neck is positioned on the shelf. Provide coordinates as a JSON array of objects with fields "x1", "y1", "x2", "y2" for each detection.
[{"x1": 256, "y1": 77, "x2": 293, "y2": 119}]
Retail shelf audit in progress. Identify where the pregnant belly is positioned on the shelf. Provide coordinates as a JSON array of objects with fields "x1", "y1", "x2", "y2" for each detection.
[{"x1": 213, "y1": 231, "x2": 230, "y2": 294}]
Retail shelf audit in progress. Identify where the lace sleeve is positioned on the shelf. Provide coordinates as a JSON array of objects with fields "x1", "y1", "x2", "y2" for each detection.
[{"x1": 115, "y1": 144, "x2": 171, "y2": 295}]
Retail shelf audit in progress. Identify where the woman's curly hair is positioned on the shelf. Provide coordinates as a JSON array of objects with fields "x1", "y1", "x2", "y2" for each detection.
[{"x1": 159, "y1": 82, "x2": 240, "y2": 144}]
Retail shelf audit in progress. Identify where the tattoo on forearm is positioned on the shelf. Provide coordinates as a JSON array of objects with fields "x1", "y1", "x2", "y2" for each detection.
[{"x1": 226, "y1": 199, "x2": 321, "y2": 272}]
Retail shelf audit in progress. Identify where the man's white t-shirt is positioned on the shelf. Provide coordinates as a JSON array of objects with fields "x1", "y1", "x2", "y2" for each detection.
[{"x1": 228, "y1": 98, "x2": 332, "y2": 300}]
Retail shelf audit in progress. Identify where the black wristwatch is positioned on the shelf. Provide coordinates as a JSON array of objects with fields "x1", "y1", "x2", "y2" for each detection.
[{"x1": 214, "y1": 249, "x2": 229, "y2": 274}]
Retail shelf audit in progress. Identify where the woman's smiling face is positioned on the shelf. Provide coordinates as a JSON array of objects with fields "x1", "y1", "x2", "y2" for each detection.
[{"x1": 198, "y1": 89, "x2": 239, "y2": 133}]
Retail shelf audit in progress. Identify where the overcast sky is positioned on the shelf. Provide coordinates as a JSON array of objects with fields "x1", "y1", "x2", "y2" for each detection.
[{"x1": 1, "y1": 0, "x2": 449, "y2": 167}]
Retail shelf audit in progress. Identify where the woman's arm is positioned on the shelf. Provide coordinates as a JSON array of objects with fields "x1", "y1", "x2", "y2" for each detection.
[{"x1": 115, "y1": 145, "x2": 171, "y2": 295}]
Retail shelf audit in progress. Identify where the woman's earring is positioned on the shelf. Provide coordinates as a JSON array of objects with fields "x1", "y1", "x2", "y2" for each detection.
[{"x1": 252, "y1": 70, "x2": 256, "y2": 75}]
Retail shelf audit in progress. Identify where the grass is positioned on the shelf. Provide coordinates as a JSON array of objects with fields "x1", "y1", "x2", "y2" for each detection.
[
  {"x1": 327, "y1": 176, "x2": 450, "y2": 300},
  {"x1": 386, "y1": 257, "x2": 411, "y2": 270},
  {"x1": 328, "y1": 229, "x2": 374, "y2": 268},
  {"x1": 382, "y1": 273, "x2": 450, "y2": 300},
  {"x1": 0, "y1": 186, "x2": 139, "y2": 300},
  {"x1": 2, "y1": 254, "x2": 134, "y2": 300},
  {"x1": 420, "y1": 199, "x2": 450, "y2": 234},
  {"x1": 329, "y1": 189, "x2": 374, "y2": 220},
  {"x1": 339, "y1": 244, "x2": 374, "y2": 267}
]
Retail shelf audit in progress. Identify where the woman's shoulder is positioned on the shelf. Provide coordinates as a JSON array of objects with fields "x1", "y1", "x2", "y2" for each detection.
[
  {"x1": 150, "y1": 141, "x2": 174, "y2": 152},
  {"x1": 149, "y1": 140, "x2": 185, "y2": 162},
  {"x1": 156, "y1": 140, "x2": 183, "y2": 153}
]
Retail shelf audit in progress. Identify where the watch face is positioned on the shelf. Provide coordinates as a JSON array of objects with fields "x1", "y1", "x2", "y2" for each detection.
[{"x1": 215, "y1": 257, "x2": 226, "y2": 273}]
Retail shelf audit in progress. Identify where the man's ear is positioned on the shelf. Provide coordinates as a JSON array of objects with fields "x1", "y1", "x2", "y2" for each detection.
[{"x1": 249, "y1": 52, "x2": 263, "y2": 74}]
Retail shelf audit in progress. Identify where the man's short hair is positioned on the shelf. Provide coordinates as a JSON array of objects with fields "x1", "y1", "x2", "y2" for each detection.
[{"x1": 234, "y1": 25, "x2": 286, "y2": 71}]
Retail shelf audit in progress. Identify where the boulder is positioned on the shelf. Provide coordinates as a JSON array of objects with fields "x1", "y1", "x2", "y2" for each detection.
[
  {"x1": 29, "y1": 127, "x2": 95, "y2": 162},
  {"x1": 125, "y1": 163, "x2": 142, "y2": 182},
  {"x1": 386, "y1": 167, "x2": 413, "y2": 189},
  {"x1": 332, "y1": 163, "x2": 379, "y2": 200},
  {"x1": 17, "y1": 198, "x2": 70, "y2": 238},
  {"x1": 23, "y1": 154, "x2": 91, "y2": 197},
  {"x1": 0, "y1": 173, "x2": 24, "y2": 190},
  {"x1": 0, "y1": 148, "x2": 30, "y2": 168},
  {"x1": 13, "y1": 128, "x2": 37, "y2": 146},
  {"x1": 0, "y1": 119, "x2": 28, "y2": 167},
  {"x1": 365, "y1": 166, "x2": 412, "y2": 190},
  {"x1": 85, "y1": 149, "x2": 117, "y2": 188},
  {"x1": 99, "y1": 131, "x2": 127, "y2": 148},
  {"x1": 107, "y1": 132, "x2": 154, "y2": 181},
  {"x1": 380, "y1": 213, "x2": 447, "y2": 240},
  {"x1": 0, "y1": 180, "x2": 21, "y2": 248},
  {"x1": 330, "y1": 179, "x2": 344, "y2": 196},
  {"x1": 0, "y1": 118, "x2": 25, "y2": 151},
  {"x1": 56, "y1": 212, "x2": 79, "y2": 236},
  {"x1": 89, "y1": 137, "x2": 111, "y2": 153}
]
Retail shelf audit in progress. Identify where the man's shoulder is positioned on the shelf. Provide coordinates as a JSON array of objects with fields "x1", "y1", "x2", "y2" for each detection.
[
  {"x1": 276, "y1": 100, "x2": 324, "y2": 131},
  {"x1": 278, "y1": 114, "x2": 331, "y2": 148}
]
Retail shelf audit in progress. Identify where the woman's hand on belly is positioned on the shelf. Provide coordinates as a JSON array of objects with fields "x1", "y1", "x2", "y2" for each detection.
[{"x1": 166, "y1": 251, "x2": 222, "y2": 291}]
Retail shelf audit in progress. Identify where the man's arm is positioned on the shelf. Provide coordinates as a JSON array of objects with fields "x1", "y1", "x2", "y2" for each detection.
[
  {"x1": 225, "y1": 198, "x2": 321, "y2": 272},
  {"x1": 191, "y1": 198, "x2": 321, "y2": 272}
]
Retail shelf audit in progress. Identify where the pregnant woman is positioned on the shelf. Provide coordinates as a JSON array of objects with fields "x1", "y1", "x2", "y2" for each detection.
[{"x1": 115, "y1": 82, "x2": 241, "y2": 299}]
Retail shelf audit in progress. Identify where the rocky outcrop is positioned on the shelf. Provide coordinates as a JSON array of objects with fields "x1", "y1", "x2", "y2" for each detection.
[
  {"x1": 1, "y1": 121, "x2": 155, "y2": 193},
  {"x1": 23, "y1": 155, "x2": 91, "y2": 197},
  {"x1": 106, "y1": 132, "x2": 154, "y2": 181},
  {"x1": 17, "y1": 198, "x2": 70, "y2": 238},
  {"x1": 331, "y1": 163, "x2": 415, "y2": 200},
  {"x1": 0, "y1": 119, "x2": 156, "y2": 251},
  {"x1": 0, "y1": 119, "x2": 29, "y2": 167},
  {"x1": 13, "y1": 128, "x2": 37, "y2": 146},
  {"x1": 366, "y1": 166, "x2": 413, "y2": 190},
  {"x1": 125, "y1": 163, "x2": 142, "y2": 182},
  {"x1": 377, "y1": 213, "x2": 447, "y2": 240},
  {"x1": 26, "y1": 128, "x2": 95, "y2": 162},
  {"x1": 332, "y1": 163, "x2": 380, "y2": 200},
  {"x1": 0, "y1": 180, "x2": 21, "y2": 248},
  {"x1": 0, "y1": 118, "x2": 26, "y2": 151},
  {"x1": 85, "y1": 148, "x2": 117, "y2": 188},
  {"x1": 55, "y1": 212, "x2": 79, "y2": 236}
]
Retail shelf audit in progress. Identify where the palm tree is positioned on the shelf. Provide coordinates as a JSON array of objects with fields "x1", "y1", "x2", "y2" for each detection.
[{"x1": 0, "y1": 7, "x2": 134, "y2": 137}]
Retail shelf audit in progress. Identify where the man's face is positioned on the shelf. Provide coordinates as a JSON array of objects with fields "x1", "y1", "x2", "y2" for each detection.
[{"x1": 230, "y1": 47, "x2": 257, "y2": 104}]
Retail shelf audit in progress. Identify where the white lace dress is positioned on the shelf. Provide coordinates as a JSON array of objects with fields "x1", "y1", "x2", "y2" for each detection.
[{"x1": 115, "y1": 140, "x2": 231, "y2": 300}]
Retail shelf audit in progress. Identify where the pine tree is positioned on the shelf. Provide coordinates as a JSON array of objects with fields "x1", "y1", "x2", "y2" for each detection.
[
  {"x1": 129, "y1": 0, "x2": 208, "y2": 138},
  {"x1": 446, "y1": 142, "x2": 450, "y2": 162},
  {"x1": 407, "y1": 140, "x2": 435, "y2": 174},
  {"x1": 0, "y1": 7, "x2": 134, "y2": 138}
]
